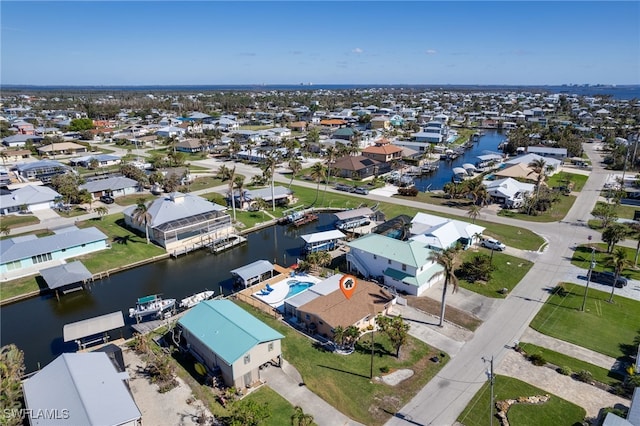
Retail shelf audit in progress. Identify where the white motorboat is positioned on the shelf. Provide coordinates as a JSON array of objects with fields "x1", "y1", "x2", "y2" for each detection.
[
  {"x1": 129, "y1": 294, "x2": 176, "y2": 319},
  {"x1": 180, "y1": 290, "x2": 214, "y2": 309}
]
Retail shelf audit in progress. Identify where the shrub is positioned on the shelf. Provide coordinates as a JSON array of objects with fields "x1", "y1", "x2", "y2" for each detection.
[
  {"x1": 397, "y1": 187, "x2": 419, "y2": 197},
  {"x1": 558, "y1": 366, "x2": 572, "y2": 376},
  {"x1": 550, "y1": 284, "x2": 569, "y2": 297},
  {"x1": 529, "y1": 353, "x2": 546, "y2": 366},
  {"x1": 575, "y1": 370, "x2": 593, "y2": 383},
  {"x1": 380, "y1": 366, "x2": 389, "y2": 373}
]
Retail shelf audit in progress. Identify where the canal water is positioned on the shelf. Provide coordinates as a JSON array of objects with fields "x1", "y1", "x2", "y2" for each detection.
[
  {"x1": 1, "y1": 214, "x2": 339, "y2": 373},
  {"x1": 412, "y1": 130, "x2": 506, "y2": 191}
]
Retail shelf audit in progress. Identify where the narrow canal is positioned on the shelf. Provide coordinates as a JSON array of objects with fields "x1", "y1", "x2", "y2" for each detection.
[
  {"x1": 1, "y1": 214, "x2": 338, "y2": 372},
  {"x1": 413, "y1": 130, "x2": 506, "y2": 191}
]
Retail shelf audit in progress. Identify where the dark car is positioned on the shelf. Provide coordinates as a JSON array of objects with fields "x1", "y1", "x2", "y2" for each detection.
[
  {"x1": 335, "y1": 184, "x2": 355, "y2": 193},
  {"x1": 353, "y1": 186, "x2": 369, "y2": 195},
  {"x1": 589, "y1": 271, "x2": 628, "y2": 288},
  {"x1": 100, "y1": 195, "x2": 115, "y2": 204}
]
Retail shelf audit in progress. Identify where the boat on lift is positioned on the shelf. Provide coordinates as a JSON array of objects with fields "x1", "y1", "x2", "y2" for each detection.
[
  {"x1": 179, "y1": 290, "x2": 215, "y2": 309},
  {"x1": 128, "y1": 294, "x2": 176, "y2": 321}
]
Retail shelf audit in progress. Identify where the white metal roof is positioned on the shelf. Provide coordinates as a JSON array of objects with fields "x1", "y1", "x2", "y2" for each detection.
[
  {"x1": 63, "y1": 311, "x2": 125, "y2": 342},
  {"x1": 300, "y1": 230, "x2": 346, "y2": 244}
]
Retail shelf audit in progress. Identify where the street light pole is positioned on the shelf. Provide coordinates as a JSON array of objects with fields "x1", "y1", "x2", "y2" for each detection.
[
  {"x1": 581, "y1": 247, "x2": 596, "y2": 312},
  {"x1": 483, "y1": 356, "x2": 495, "y2": 426}
]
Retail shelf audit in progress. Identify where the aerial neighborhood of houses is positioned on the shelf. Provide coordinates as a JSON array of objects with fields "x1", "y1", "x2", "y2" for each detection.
[{"x1": 1, "y1": 87, "x2": 639, "y2": 426}]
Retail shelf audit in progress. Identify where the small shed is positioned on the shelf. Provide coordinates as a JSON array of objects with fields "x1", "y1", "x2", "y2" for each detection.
[{"x1": 230, "y1": 260, "x2": 275, "y2": 288}]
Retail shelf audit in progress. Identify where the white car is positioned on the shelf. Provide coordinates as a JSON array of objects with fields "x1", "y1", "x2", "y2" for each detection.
[{"x1": 481, "y1": 238, "x2": 506, "y2": 251}]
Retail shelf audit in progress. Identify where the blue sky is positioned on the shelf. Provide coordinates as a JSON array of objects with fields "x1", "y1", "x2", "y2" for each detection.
[{"x1": 1, "y1": 1, "x2": 638, "y2": 86}]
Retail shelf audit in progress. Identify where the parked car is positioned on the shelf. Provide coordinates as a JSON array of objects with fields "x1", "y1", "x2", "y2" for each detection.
[
  {"x1": 335, "y1": 183, "x2": 355, "y2": 193},
  {"x1": 100, "y1": 195, "x2": 115, "y2": 204},
  {"x1": 353, "y1": 186, "x2": 369, "y2": 195},
  {"x1": 481, "y1": 238, "x2": 506, "y2": 251},
  {"x1": 589, "y1": 271, "x2": 628, "y2": 288}
]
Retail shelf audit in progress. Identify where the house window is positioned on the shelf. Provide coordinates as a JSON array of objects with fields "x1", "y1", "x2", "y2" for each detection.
[
  {"x1": 373, "y1": 254, "x2": 377, "y2": 260},
  {"x1": 402, "y1": 264, "x2": 407, "y2": 271},
  {"x1": 268, "y1": 342, "x2": 274, "y2": 352},
  {"x1": 31, "y1": 253, "x2": 52, "y2": 264},
  {"x1": 244, "y1": 354, "x2": 251, "y2": 365},
  {"x1": 305, "y1": 314, "x2": 310, "y2": 320},
  {"x1": 5, "y1": 260, "x2": 21, "y2": 270},
  {"x1": 318, "y1": 321, "x2": 323, "y2": 325},
  {"x1": 388, "y1": 259, "x2": 391, "y2": 265}
]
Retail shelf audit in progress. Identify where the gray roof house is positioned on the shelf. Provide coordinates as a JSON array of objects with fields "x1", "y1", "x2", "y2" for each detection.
[
  {"x1": 123, "y1": 192, "x2": 232, "y2": 254},
  {"x1": 2, "y1": 134, "x2": 43, "y2": 147},
  {"x1": 0, "y1": 185, "x2": 61, "y2": 214},
  {"x1": 23, "y1": 352, "x2": 141, "y2": 426},
  {"x1": 0, "y1": 226, "x2": 108, "y2": 281},
  {"x1": 15, "y1": 160, "x2": 72, "y2": 183},
  {"x1": 79, "y1": 176, "x2": 139, "y2": 199},
  {"x1": 233, "y1": 186, "x2": 294, "y2": 210}
]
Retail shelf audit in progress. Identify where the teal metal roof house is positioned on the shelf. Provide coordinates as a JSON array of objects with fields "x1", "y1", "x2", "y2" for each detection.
[{"x1": 178, "y1": 300, "x2": 284, "y2": 389}]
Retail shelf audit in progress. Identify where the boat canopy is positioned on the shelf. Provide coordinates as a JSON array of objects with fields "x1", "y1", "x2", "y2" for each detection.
[
  {"x1": 138, "y1": 295, "x2": 158, "y2": 304},
  {"x1": 334, "y1": 207, "x2": 374, "y2": 221},
  {"x1": 63, "y1": 311, "x2": 124, "y2": 342},
  {"x1": 40, "y1": 261, "x2": 92, "y2": 292},
  {"x1": 462, "y1": 163, "x2": 477, "y2": 170},
  {"x1": 301, "y1": 230, "x2": 346, "y2": 244},
  {"x1": 452, "y1": 167, "x2": 467, "y2": 175}
]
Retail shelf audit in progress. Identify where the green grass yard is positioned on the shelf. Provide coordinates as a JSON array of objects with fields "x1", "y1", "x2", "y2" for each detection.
[
  {"x1": 529, "y1": 283, "x2": 640, "y2": 359},
  {"x1": 572, "y1": 244, "x2": 640, "y2": 280},
  {"x1": 457, "y1": 250, "x2": 534, "y2": 298},
  {"x1": 457, "y1": 375, "x2": 586, "y2": 426}
]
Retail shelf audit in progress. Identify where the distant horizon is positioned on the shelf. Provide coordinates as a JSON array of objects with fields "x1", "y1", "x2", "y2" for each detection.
[
  {"x1": 2, "y1": 2, "x2": 638, "y2": 86},
  {"x1": 3, "y1": 83, "x2": 639, "y2": 88}
]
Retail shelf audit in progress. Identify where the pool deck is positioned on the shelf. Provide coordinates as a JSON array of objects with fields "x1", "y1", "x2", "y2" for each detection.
[{"x1": 252, "y1": 273, "x2": 322, "y2": 307}]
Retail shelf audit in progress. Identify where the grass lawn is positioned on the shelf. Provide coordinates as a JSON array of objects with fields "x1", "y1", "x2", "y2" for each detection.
[
  {"x1": 529, "y1": 283, "x2": 640, "y2": 359},
  {"x1": 457, "y1": 250, "x2": 534, "y2": 298},
  {"x1": 518, "y1": 342, "x2": 623, "y2": 386},
  {"x1": 0, "y1": 275, "x2": 42, "y2": 301},
  {"x1": 114, "y1": 193, "x2": 158, "y2": 206},
  {"x1": 181, "y1": 175, "x2": 225, "y2": 192},
  {"x1": 237, "y1": 301, "x2": 448, "y2": 426},
  {"x1": 0, "y1": 214, "x2": 40, "y2": 230},
  {"x1": 572, "y1": 244, "x2": 640, "y2": 280},
  {"x1": 240, "y1": 386, "x2": 314, "y2": 426},
  {"x1": 457, "y1": 375, "x2": 586, "y2": 426},
  {"x1": 591, "y1": 201, "x2": 638, "y2": 222},
  {"x1": 74, "y1": 214, "x2": 166, "y2": 273},
  {"x1": 546, "y1": 172, "x2": 588, "y2": 192},
  {"x1": 496, "y1": 195, "x2": 577, "y2": 223}
]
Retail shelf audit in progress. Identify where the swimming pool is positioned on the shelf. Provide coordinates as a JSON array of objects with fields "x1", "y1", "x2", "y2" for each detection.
[{"x1": 286, "y1": 280, "x2": 314, "y2": 298}]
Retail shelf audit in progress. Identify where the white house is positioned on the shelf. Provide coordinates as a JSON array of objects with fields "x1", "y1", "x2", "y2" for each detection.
[
  {"x1": 0, "y1": 185, "x2": 61, "y2": 214},
  {"x1": 483, "y1": 177, "x2": 535, "y2": 208}
]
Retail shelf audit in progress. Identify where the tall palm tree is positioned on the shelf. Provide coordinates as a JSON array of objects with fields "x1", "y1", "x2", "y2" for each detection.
[
  {"x1": 1, "y1": 224, "x2": 10, "y2": 236},
  {"x1": 233, "y1": 175, "x2": 246, "y2": 210},
  {"x1": 428, "y1": 247, "x2": 459, "y2": 327},
  {"x1": 309, "y1": 162, "x2": 326, "y2": 206},
  {"x1": 626, "y1": 221, "x2": 640, "y2": 265},
  {"x1": 228, "y1": 166, "x2": 237, "y2": 221},
  {"x1": 467, "y1": 204, "x2": 481, "y2": 224},
  {"x1": 262, "y1": 152, "x2": 279, "y2": 211},
  {"x1": 322, "y1": 146, "x2": 338, "y2": 205},
  {"x1": 608, "y1": 248, "x2": 628, "y2": 303},
  {"x1": 132, "y1": 199, "x2": 152, "y2": 244},
  {"x1": 93, "y1": 206, "x2": 108, "y2": 220},
  {"x1": 528, "y1": 158, "x2": 548, "y2": 202},
  {"x1": 287, "y1": 158, "x2": 302, "y2": 189}
]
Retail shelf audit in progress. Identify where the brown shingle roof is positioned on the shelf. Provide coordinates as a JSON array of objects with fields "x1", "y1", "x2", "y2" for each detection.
[
  {"x1": 297, "y1": 279, "x2": 394, "y2": 329},
  {"x1": 362, "y1": 144, "x2": 403, "y2": 155}
]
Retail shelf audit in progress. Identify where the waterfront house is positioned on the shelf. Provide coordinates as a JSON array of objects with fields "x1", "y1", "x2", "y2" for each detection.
[
  {"x1": 483, "y1": 177, "x2": 535, "y2": 208},
  {"x1": 362, "y1": 140, "x2": 403, "y2": 164},
  {"x1": 176, "y1": 138, "x2": 205, "y2": 153},
  {"x1": 233, "y1": 186, "x2": 294, "y2": 210},
  {"x1": 346, "y1": 233, "x2": 445, "y2": 296},
  {"x1": 332, "y1": 155, "x2": 385, "y2": 179},
  {"x1": 504, "y1": 153, "x2": 562, "y2": 175},
  {"x1": 409, "y1": 212, "x2": 485, "y2": 250},
  {"x1": 23, "y1": 352, "x2": 141, "y2": 426},
  {"x1": 79, "y1": 176, "x2": 139, "y2": 200},
  {"x1": 526, "y1": 146, "x2": 568, "y2": 160},
  {"x1": 177, "y1": 299, "x2": 284, "y2": 389},
  {"x1": 0, "y1": 184, "x2": 61, "y2": 214},
  {"x1": 230, "y1": 260, "x2": 276, "y2": 288},
  {"x1": 69, "y1": 154, "x2": 121, "y2": 168},
  {"x1": 291, "y1": 274, "x2": 395, "y2": 339},
  {"x1": 122, "y1": 192, "x2": 232, "y2": 254},
  {"x1": 0, "y1": 226, "x2": 108, "y2": 281},
  {"x1": 15, "y1": 160, "x2": 73, "y2": 183}
]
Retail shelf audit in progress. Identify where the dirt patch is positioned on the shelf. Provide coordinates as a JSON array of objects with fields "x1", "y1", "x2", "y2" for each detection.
[
  {"x1": 406, "y1": 296, "x2": 483, "y2": 331},
  {"x1": 375, "y1": 369, "x2": 414, "y2": 386}
]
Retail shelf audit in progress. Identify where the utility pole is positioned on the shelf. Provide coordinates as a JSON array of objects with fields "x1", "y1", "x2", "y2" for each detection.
[
  {"x1": 581, "y1": 247, "x2": 596, "y2": 312},
  {"x1": 483, "y1": 356, "x2": 495, "y2": 426}
]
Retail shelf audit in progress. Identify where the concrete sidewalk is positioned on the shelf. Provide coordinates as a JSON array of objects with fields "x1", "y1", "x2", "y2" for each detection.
[{"x1": 260, "y1": 360, "x2": 364, "y2": 426}]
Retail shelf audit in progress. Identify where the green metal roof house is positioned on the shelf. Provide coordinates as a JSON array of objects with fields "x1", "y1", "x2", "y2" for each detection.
[
  {"x1": 347, "y1": 233, "x2": 444, "y2": 296},
  {"x1": 178, "y1": 300, "x2": 284, "y2": 389}
]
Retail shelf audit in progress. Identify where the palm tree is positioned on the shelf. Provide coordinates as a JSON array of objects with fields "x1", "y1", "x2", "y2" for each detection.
[
  {"x1": 332, "y1": 325, "x2": 345, "y2": 347},
  {"x1": 132, "y1": 198, "x2": 152, "y2": 244},
  {"x1": 291, "y1": 406, "x2": 314, "y2": 426},
  {"x1": 608, "y1": 248, "x2": 628, "y2": 303},
  {"x1": 233, "y1": 175, "x2": 246, "y2": 210},
  {"x1": 228, "y1": 166, "x2": 237, "y2": 221},
  {"x1": 93, "y1": 206, "x2": 108, "y2": 220},
  {"x1": 467, "y1": 204, "x2": 482, "y2": 224},
  {"x1": 0, "y1": 344, "x2": 26, "y2": 418},
  {"x1": 322, "y1": 146, "x2": 338, "y2": 205},
  {"x1": 287, "y1": 158, "x2": 302, "y2": 189},
  {"x1": 428, "y1": 247, "x2": 459, "y2": 327},
  {"x1": 0, "y1": 224, "x2": 10, "y2": 236},
  {"x1": 528, "y1": 158, "x2": 548, "y2": 202},
  {"x1": 309, "y1": 162, "x2": 326, "y2": 206},
  {"x1": 263, "y1": 152, "x2": 279, "y2": 212},
  {"x1": 626, "y1": 221, "x2": 640, "y2": 265}
]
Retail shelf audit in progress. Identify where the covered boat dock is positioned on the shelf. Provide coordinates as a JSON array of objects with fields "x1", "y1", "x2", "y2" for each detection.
[
  {"x1": 63, "y1": 311, "x2": 125, "y2": 350},
  {"x1": 40, "y1": 261, "x2": 93, "y2": 297},
  {"x1": 333, "y1": 207, "x2": 374, "y2": 231},
  {"x1": 300, "y1": 229, "x2": 346, "y2": 253},
  {"x1": 230, "y1": 259, "x2": 277, "y2": 288}
]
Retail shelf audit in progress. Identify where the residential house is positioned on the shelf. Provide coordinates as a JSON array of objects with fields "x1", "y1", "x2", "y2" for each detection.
[
  {"x1": 332, "y1": 127, "x2": 355, "y2": 141},
  {"x1": 22, "y1": 352, "x2": 141, "y2": 426},
  {"x1": 319, "y1": 119, "x2": 347, "y2": 128},
  {"x1": 2, "y1": 134, "x2": 43, "y2": 148},
  {"x1": 176, "y1": 138, "x2": 205, "y2": 153},
  {"x1": 69, "y1": 154, "x2": 121, "y2": 168},
  {"x1": 526, "y1": 146, "x2": 568, "y2": 160},
  {"x1": 0, "y1": 226, "x2": 108, "y2": 280},
  {"x1": 37, "y1": 142, "x2": 88, "y2": 157},
  {"x1": 123, "y1": 192, "x2": 232, "y2": 253},
  {"x1": 370, "y1": 116, "x2": 391, "y2": 131},
  {"x1": 79, "y1": 176, "x2": 139, "y2": 200},
  {"x1": 0, "y1": 149, "x2": 31, "y2": 163},
  {"x1": 11, "y1": 120, "x2": 35, "y2": 135},
  {"x1": 483, "y1": 177, "x2": 535, "y2": 208},
  {"x1": 287, "y1": 121, "x2": 308, "y2": 132},
  {"x1": 493, "y1": 163, "x2": 540, "y2": 183},
  {"x1": 15, "y1": 160, "x2": 72, "y2": 183},
  {"x1": 177, "y1": 300, "x2": 284, "y2": 389},
  {"x1": 346, "y1": 233, "x2": 445, "y2": 296},
  {"x1": 155, "y1": 126, "x2": 186, "y2": 138},
  {"x1": 332, "y1": 155, "x2": 385, "y2": 179},
  {"x1": 362, "y1": 140, "x2": 403, "y2": 164},
  {"x1": 291, "y1": 274, "x2": 395, "y2": 339},
  {"x1": 504, "y1": 153, "x2": 562, "y2": 175},
  {"x1": 233, "y1": 186, "x2": 294, "y2": 210},
  {"x1": 0, "y1": 184, "x2": 61, "y2": 214},
  {"x1": 409, "y1": 212, "x2": 485, "y2": 250}
]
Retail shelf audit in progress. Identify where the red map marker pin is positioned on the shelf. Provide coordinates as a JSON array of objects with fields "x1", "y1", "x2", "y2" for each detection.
[{"x1": 339, "y1": 274, "x2": 357, "y2": 299}]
